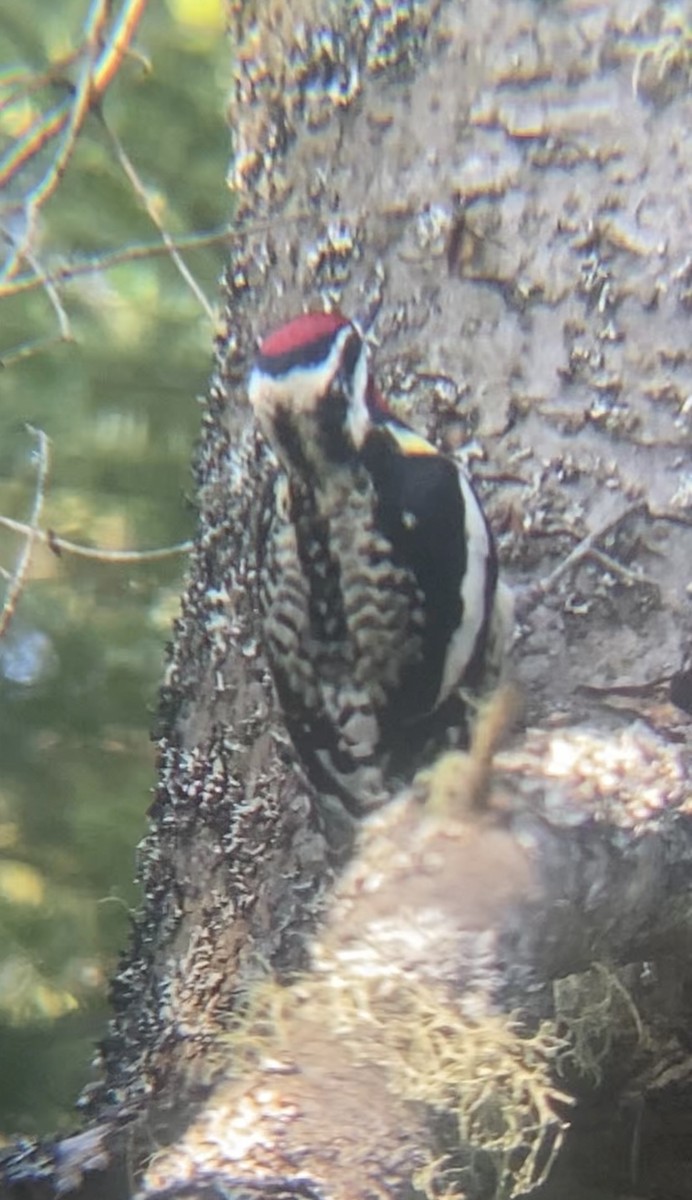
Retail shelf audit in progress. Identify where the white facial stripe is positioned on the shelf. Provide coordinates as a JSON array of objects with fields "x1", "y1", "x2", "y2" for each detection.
[
  {"x1": 345, "y1": 339, "x2": 370, "y2": 449},
  {"x1": 439, "y1": 468, "x2": 492, "y2": 701}
]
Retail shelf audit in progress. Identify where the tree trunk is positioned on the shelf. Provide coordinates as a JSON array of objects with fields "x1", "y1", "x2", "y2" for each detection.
[{"x1": 3, "y1": 1, "x2": 692, "y2": 1197}]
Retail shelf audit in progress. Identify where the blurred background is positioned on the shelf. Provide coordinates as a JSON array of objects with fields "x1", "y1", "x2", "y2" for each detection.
[{"x1": 0, "y1": 0, "x2": 228, "y2": 1134}]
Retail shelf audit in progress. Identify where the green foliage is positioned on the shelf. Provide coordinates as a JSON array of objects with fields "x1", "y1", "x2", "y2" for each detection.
[{"x1": 0, "y1": 0, "x2": 228, "y2": 1134}]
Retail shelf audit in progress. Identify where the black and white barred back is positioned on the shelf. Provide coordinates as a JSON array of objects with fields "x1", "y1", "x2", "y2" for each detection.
[{"x1": 248, "y1": 311, "x2": 511, "y2": 814}]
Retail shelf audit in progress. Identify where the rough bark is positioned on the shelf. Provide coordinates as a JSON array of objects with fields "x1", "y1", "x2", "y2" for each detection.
[{"x1": 3, "y1": 1, "x2": 692, "y2": 1197}]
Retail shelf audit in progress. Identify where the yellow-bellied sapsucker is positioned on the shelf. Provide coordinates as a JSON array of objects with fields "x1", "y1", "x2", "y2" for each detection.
[{"x1": 248, "y1": 310, "x2": 511, "y2": 814}]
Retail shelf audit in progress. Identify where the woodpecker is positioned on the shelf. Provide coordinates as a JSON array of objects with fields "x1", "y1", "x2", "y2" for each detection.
[{"x1": 248, "y1": 310, "x2": 511, "y2": 815}]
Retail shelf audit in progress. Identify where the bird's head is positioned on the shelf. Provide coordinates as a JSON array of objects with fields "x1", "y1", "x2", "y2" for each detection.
[{"x1": 248, "y1": 310, "x2": 384, "y2": 475}]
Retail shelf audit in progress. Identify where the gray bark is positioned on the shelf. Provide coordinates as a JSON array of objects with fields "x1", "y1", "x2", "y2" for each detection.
[{"x1": 3, "y1": 1, "x2": 692, "y2": 1197}]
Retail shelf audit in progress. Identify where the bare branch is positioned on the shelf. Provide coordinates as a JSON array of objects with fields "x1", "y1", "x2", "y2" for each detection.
[
  {"x1": 0, "y1": 514, "x2": 193, "y2": 564},
  {"x1": 0, "y1": 0, "x2": 150, "y2": 282},
  {"x1": 0, "y1": 101, "x2": 71, "y2": 191},
  {"x1": 516, "y1": 503, "x2": 649, "y2": 613},
  {"x1": 24, "y1": 246, "x2": 73, "y2": 343},
  {"x1": 104, "y1": 119, "x2": 216, "y2": 320},
  {"x1": 0, "y1": 426, "x2": 50, "y2": 640},
  {"x1": 91, "y1": 0, "x2": 149, "y2": 97},
  {"x1": 0, "y1": 50, "x2": 82, "y2": 113},
  {"x1": 0, "y1": 332, "x2": 75, "y2": 369},
  {"x1": 0, "y1": 225, "x2": 230, "y2": 303}
]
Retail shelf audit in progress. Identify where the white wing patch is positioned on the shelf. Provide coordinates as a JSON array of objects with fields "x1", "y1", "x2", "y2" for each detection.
[{"x1": 439, "y1": 466, "x2": 494, "y2": 702}]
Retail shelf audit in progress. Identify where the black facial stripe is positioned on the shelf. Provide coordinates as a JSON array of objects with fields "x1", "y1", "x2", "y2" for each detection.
[
  {"x1": 273, "y1": 407, "x2": 315, "y2": 480},
  {"x1": 316, "y1": 380, "x2": 351, "y2": 463},
  {"x1": 256, "y1": 328, "x2": 360, "y2": 378},
  {"x1": 340, "y1": 330, "x2": 363, "y2": 379}
]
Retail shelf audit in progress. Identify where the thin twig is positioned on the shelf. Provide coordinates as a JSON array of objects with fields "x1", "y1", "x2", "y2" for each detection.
[
  {"x1": 0, "y1": 514, "x2": 193, "y2": 563},
  {"x1": 586, "y1": 547, "x2": 659, "y2": 591},
  {"x1": 0, "y1": 100, "x2": 70, "y2": 191},
  {"x1": 1, "y1": 0, "x2": 149, "y2": 282},
  {"x1": 0, "y1": 427, "x2": 50, "y2": 640},
  {"x1": 24, "y1": 246, "x2": 73, "y2": 343},
  {"x1": 0, "y1": 198, "x2": 386, "y2": 301},
  {"x1": 0, "y1": 333, "x2": 74, "y2": 370},
  {"x1": 0, "y1": 226, "x2": 230, "y2": 302},
  {"x1": 91, "y1": 0, "x2": 149, "y2": 96},
  {"x1": 104, "y1": 119, "x2": 216, "y2": 320},
  {"x1": 0, "y1": 51, "x2": 82, "y2": 113},
  {"x1": 524, "y1": 503, "x2": 647, "y2": 604},
  {"x1": 0, "y1": 0, "x2": 111, "y2": 281},
  {"x1": 0, "y1": 195, "x2": 388, "y2": 306}
]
